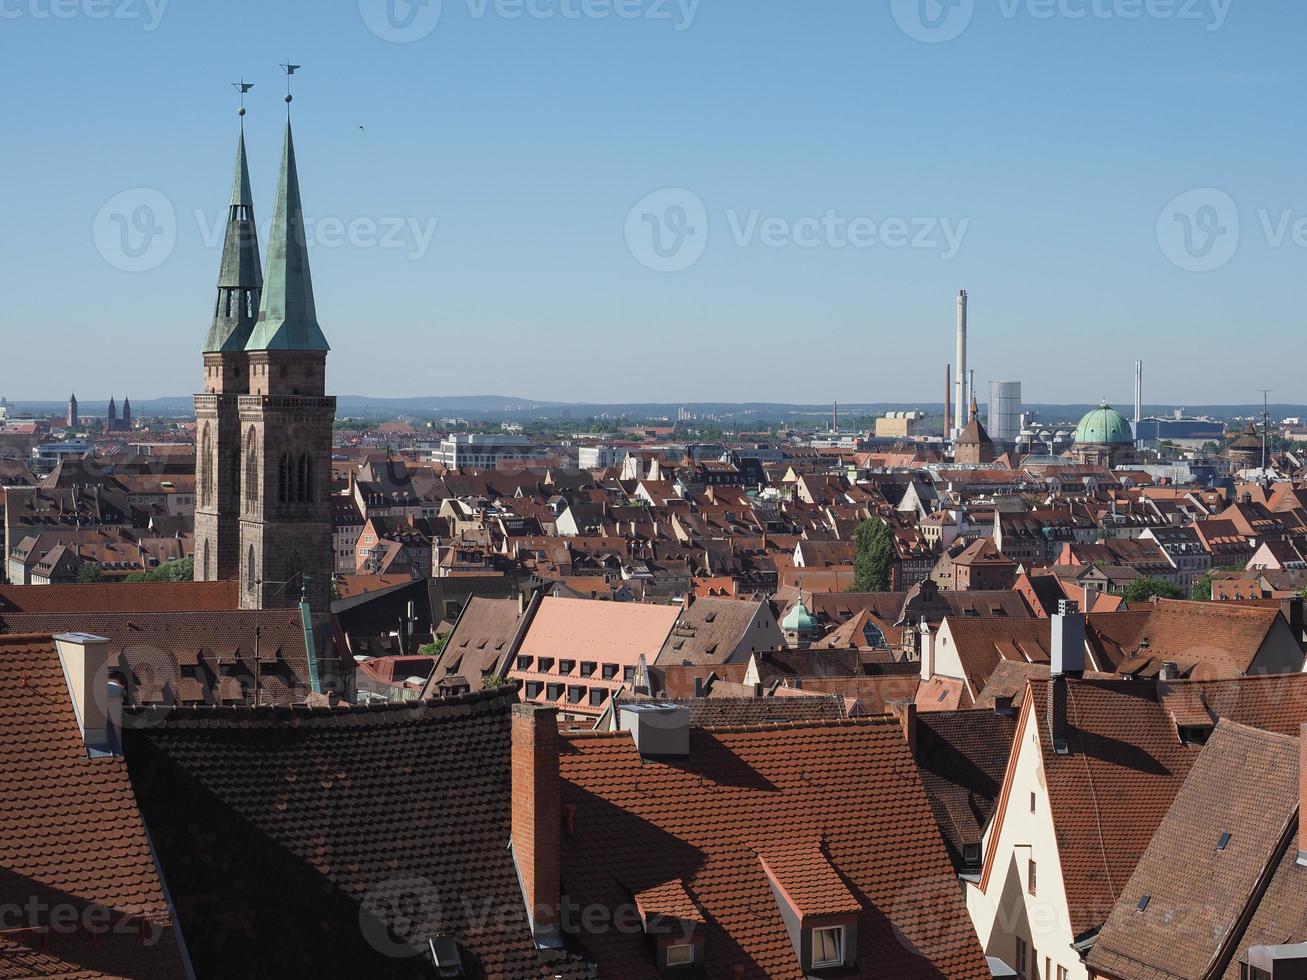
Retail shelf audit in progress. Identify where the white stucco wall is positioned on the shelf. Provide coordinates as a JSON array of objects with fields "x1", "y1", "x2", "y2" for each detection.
[{"x1": 966, "y1": 702, "x2": 1086, "y2": 980}]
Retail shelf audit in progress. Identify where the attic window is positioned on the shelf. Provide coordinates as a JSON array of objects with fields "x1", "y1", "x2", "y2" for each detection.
[
  {"x1": 1137, "y1": 895, "x2": 1151, "y2": 912},
  {"x1": 428, "y1": 934, "x2": 464, "y2": 977},
  {"x1": 1217, "y1": 832, "x2": 1232, "y2": 851},
  {"x1": 666, "y1": 944, "x2": 695, "y2": 967},
  {"x1": 812, "y1": 925, "x2": 845, "y2": 968}
]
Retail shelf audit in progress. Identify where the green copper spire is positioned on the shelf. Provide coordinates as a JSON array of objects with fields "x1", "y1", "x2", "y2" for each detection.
[
  {"x1": 246, "y1": 118, "x2": 329, "y2": 352},
  {"x1": 203, "y1": 122, "x2": 263, "y2": 353}
]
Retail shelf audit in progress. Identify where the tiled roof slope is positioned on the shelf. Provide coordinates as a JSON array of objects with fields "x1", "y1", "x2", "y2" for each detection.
[
  {"x1": 558, "y1": 719, "x2": 990, "y2": 979},
  {"x1": 420, "y1": 596, "x2": 522, "y2": 698},
  {"x1": 122, "y1": 689, "x2": 594, "y2": 980},
  {"x1": 1162, "y1": 673, "x2": 1307, "y2": 736},
  {"x1": 1088, "y1": 721, "x2": 1298, "y2": 980},
  {"x1": 0, "y1": 581, "x2": 239, "y2": 614},
  {"x1": 614, "y1": 694, "x2": 846, "y2": 727},
  {"x1": 0, "y1": 634, "x2": 186, "y2": 978},
  {"x1": 0, "y1": 610, "x2": 313, "y2": 707},
  {"x1": 1122, "y1": 599, "x2": 1292, "y2": 678},
  {"x1": 914, "y1": 708, "x2": 1018, "y2": 869},
  {"x1": 1031, "y1": 679, "x2": 1200, "y2": 939}
]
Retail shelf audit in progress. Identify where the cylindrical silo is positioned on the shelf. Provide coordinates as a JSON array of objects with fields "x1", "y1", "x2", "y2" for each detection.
[{"x1": 988, "y1": 381, "x2": 1022, "y2": 445}]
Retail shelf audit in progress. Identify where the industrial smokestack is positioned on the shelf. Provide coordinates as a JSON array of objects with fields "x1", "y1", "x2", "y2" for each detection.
[
  {"x1": 945, "y1": 364, "x2": 952, "y2": 437},
  {"x1": 1134, "y1": 360, "x2": 1143, "y2": 424},
  {"x1": 955, "y1": 290, "x2": 968, "y2": 434}
]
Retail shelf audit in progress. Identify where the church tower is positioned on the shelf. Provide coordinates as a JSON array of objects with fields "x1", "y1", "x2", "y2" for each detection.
[
  {"x1": 67, "y1": 394, "x2": 78, "y2": 429},
  {"x1": 236, "y1": 86, "x2": 334, "y2": 622},
  {"x1": 195, "y1": 107, "x2": 263, "y2": 583}
]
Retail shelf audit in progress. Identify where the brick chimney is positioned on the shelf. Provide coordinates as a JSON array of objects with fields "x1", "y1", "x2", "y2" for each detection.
[
  {"x1": 899, "y1": 701, "x2": 917, "y2": 757},
  {"x1": 511, "y1": 704, "x2": 563, "y2": 948},
  {"x1": 1299, "y1": 723, "x2": 1307, "y2": 867},
  {"x1": 1281, "y1": 596, "x2": 1304, "y2": 649},
  {"x1": 1048, "y1": 675, "x2": 1069, "y2": 755}
]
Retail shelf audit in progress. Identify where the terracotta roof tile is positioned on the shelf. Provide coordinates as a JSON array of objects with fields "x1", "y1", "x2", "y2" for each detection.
[
  {"x1": 0, "y1": 633, "x2": 187, "y2": 978},
  {"x1": 122, "y1": 688, "x2": 595, "y2": 978},
  {"x1": 559, "y1": 719, "x2": 990, "y2": 978}
]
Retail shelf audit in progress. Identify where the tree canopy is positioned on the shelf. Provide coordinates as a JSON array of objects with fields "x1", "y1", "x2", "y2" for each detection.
[
  {"x1": 1122, "y1": 577, "x2": 1184, "y2": 603},
  {"x1": 849, "y1": 518, "x2": 894, "y2": 593}
]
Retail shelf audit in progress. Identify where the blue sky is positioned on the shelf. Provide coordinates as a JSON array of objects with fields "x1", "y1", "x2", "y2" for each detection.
[{"x1": 0, "y1": 0, "x2": 1302, "y2": 406}]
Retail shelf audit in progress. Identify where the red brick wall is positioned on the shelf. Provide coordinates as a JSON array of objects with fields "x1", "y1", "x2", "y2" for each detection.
[{"x1": 512, "y1": 704, "x2": 560, "y2": 931}]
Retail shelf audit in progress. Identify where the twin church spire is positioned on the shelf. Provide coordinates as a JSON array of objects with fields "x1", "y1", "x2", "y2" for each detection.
[{"x1": 204, "y1": 77, "x2": 327, "y2": 356}]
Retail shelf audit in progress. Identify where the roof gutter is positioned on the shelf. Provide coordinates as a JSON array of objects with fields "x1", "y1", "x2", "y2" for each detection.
[{"x1": 301, "y1": 598, "x2": 321, "y2": 694}]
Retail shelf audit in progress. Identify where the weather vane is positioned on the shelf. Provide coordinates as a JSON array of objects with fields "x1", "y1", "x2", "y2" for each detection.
[
  {"x1": 231, "y1": 79, "x2": 254, "y2": 118},
  {"x1": 280, "y1": 62, "x2": 301, "y2": 106}
]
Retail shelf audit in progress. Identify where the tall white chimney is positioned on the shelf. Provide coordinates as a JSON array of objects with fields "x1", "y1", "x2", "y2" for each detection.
[
  {"x1": 1134, "y1": 360, "x2": 1143, "y2": 424},
  {"x1": 955, "y1": 290, "x2": 968, "y2": 434}
]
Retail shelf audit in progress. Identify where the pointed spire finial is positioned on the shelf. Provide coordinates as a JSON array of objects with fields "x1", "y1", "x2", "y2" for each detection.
[
  {"x1": 232, "y1": 79, "x2": 253, "y2": 119},
  {"x1": 281, "y1": 62, "x2": 300, "y2": 109}
]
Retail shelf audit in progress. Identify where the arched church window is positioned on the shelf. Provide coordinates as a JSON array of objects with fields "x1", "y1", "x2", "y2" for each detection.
[{"x1": 245, "y1": 428, "x2": 258, "y2": 507}]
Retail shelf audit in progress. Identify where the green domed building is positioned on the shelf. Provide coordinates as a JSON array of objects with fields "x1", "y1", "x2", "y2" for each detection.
[{"x1": 1073, "y1": 401, "x2": 1137, "y2": 467}]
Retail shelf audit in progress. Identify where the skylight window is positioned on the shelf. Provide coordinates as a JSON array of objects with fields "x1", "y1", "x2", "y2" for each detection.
[
  {"x1": 1217, "y1": 832, "x2": 1232, "y2": 851},
  {"x1": 1137, "y1": 895, "x2": 1151, "y2": 912}
]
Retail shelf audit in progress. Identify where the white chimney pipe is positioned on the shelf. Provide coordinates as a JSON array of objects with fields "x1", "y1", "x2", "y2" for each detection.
[
  {"x1": 955, "y1": 290, "x2": 968, "y2": 434},
  {"x1": 1135, "y1": 360, "x2": 1143, "y2": 425},
  {"x1": 54, "y1": 632, "x2": 114, "y2": 752},
  {"x1": 919, "y1": 617, "x2": 935, "y2": 682}
]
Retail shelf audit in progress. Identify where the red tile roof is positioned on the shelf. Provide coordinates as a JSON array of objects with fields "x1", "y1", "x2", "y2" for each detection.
[
  {"x1": 122, "y1": 688, "x2": 594, "y2": 978},
  {"x1": 1088, "y1": 720, "x2": 1300, "y2": 979},
  {"x1": 558, "y1": 719, "x2": 990, "y2": 978},
  {"x1": 1028, "y1": 679, "x2": 1201, "y2": 938},
  {"x1": 0, "y1": 634, "x2": 186, "y2": 978},
  {"x1": 0, "y1": 581, "x2": 238, "y2": 615}
]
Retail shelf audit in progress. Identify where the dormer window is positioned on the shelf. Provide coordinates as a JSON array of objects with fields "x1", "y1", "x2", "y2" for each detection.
[
  {"x1": 665, "y1": 944, "x2": 695, "y2": 967},
  {"x1": 812, "y1": 925, "x2": 845, "y2": 968}
]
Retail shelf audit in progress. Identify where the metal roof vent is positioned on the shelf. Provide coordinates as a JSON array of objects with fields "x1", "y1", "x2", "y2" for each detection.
[{"x1": 619, "y1": 702, "x2": 690, "y2": 758}]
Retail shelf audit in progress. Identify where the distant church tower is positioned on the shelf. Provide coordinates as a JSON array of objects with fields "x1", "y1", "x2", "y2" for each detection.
[
  {"x1": 67, "y1": 394, "x2": 78, "y2": 429},
  {"x1": 195, "y1": 106, "x2": 263, "y2": 583},
  {"x1": 121, "y1": 397, "x2": 132, "y2": 430},
  {"x1": 107, "y1": 396, "x2": 117, "y2": 429}
]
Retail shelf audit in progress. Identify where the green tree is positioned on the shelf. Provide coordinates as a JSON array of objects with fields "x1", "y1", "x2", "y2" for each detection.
[
  {"x1": 849, "y1": 519, "x2": 894, "y2": 593},
  {"x1": 419, "y1": 634, "x2": 450, "y2": 658},
  {"x1": 1122, "y1": 577, "x2": 1184, "y2": 603},
  {"x1": 125, "y1": 556, "x2": 194, "y2": 584},
  {"x1": 74, "y1": 564, "x2": 102, "y2": 584}
]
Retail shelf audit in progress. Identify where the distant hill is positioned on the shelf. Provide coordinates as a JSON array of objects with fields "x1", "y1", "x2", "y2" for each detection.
[{"x1": 5, "y1": 396, "x2": 1299, "y2": 425}]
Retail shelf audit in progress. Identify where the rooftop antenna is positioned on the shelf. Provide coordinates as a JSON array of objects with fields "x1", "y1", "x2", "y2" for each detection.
[{"x1": 1259, "y1": 389, "x2": 1272, "y2": 472}]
